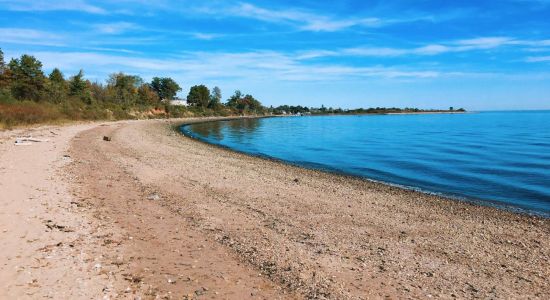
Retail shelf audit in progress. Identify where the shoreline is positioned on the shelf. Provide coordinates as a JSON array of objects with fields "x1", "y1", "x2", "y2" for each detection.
[
  {"x1": 2, "y1": 118, "x2": 549, "y2": 299},
  {"x1": 178, "y1": 117, "x2": 547, "y2": 219}
]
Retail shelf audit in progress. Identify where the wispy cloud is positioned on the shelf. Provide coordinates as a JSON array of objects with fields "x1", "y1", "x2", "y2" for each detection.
[
  {"x1": 202, "y1": 2, "x2": 433, "y2": 32},
  {"x1": 0, "y1": 0, "x2": 106, "y2": 14},
  {"x1": 189, "y1": 32, "x2": 223, "y2": 40},
  {"x1": 233, "y1": 3, "x2": 382, "y2": 32},
  {"x1": 93, "y1": 22, "x2": 140, "y2": 34},
  {"x1": 4, "y1": 50, "x2": 444, "y2": 82},
  {"x1": 526, "y1": 55, "x2": 550, "y2": 62},
  {"x1": 299, "y1": 37, "x2": 550, "y2": 59},
  {"x1": 0, "y1": 28, "x2": 66, "y2": 46}
]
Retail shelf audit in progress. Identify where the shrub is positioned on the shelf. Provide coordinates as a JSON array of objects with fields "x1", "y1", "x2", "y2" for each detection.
[{"x1": 0, "y1": 101, "x2": 64, "y2": 128}]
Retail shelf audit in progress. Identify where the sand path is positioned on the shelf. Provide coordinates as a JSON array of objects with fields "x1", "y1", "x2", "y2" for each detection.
[{"x1": 0, "y1": 123, "x2": 116, "y2": 299}]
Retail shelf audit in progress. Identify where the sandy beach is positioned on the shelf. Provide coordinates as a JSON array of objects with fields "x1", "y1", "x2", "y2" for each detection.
[{"x1": 1, "y1": 118, "x2": 548, "y2": 299}]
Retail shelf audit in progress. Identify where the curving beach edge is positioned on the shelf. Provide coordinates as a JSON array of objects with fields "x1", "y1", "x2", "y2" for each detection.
[{"x1": 1, "y1": 118, "x2": 548, "y2": 299}]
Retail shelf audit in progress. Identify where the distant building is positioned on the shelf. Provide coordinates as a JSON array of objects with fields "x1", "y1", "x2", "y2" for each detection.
[{"x1": 164, "y1": 98, "x2": 188, "y2": 106}]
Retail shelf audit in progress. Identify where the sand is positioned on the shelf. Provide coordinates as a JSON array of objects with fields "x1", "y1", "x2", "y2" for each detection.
[{"x1": 1, "y1": 118, "x2": 548, "y2": 299}]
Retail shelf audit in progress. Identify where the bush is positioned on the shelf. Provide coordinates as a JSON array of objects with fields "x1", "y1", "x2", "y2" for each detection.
[{"x1": 0, "y1": 101, "x2": 64, "y2": 128}]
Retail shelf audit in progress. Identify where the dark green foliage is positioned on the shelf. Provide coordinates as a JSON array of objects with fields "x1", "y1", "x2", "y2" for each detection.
[
  {"x1": 226, "y1": 90, "x2": 265, "y2": 113},
  {"x1": 46, "y1": 68, "x2": 68, "y2": 103},
  {"x1": 107, "y1": 72, "x2": 143, "y2": 107},
  {"x1": 226, "y1": 90, "x2": 242, "y2": 108},
  {"x1": 0, "y1": 48, "x2": 5, "y2": 74},
  {"x1": 49, "y1": 68, "x2": 65, "y2": 83},
  {"x1": 150, "y1": 77, "x2": 181, "y2": 100},
  {"x1": 69, "y1": 70, "x2": 88, "y2": 98},
  {"x1": 0, "y1": 51, "x2": 271, "y2": 128},
  {"x1": 8, "y1": 55, "x2": 46, "y2": 101},
  {"x1": 187, "y1": 85, "x2": 210, "y2": 107},
  {"x1": 209, "y1": 86, "x2": 222, "y2": 109},
  {"x1": 0, "y1": 48, "x2": 10, "y2": 91}
]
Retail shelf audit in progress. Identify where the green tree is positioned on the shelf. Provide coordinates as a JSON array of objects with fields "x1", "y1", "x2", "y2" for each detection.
[
  {"x1": 208, "y1": 86, "x2": 222, "y2": 109},
  {"x1": 226, "y1": 90, "x2": 242, "y2": 108},
  {"x1": 0, "y1": 48, "x2": 5, "y2": 75},
  {"x1": 107, "y1": 72, "x2": 143, "y2": 107},
  {"x1": 0, "y1": 48, "x2": 10, "y2": 90},
  {"x1": 187, "y1": 85, "x2": 210, "y2": 107},
  {"x1": 225, "y1": 90, "x2": 264, "y2": 113},
  {"x1": 69, "y1": 70, "x2": 87, "y2": 97},
  {"x1": 150, "y1": 77, "x2": 181, "y2": 100},
  {"x1": 46, "y1": 68, "x2": 68, "y2": 103},
  {"x1": 49, "y1": 68, "x2": 65, "y2": 84},
  {"x1": 8, "y1": 54, "x2": 46, "y2": 101}
]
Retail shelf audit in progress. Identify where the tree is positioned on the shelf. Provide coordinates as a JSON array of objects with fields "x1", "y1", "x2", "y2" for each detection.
[
  {"x1": 225, "y1": 90, "x2": 265, "y2": 113},
  {"x1": 69, "y1": 70, "x2": 87, "y2": 97},
  {"x1": 137, "y1": 83, "x2": 160, "y2": 106},
  {"x1": 46, "y1": 68, "x2": 68, "y2": 103},
  {"x1": 187, "y1": 85, "x2": 210, "y2": 107},
  {"x1": 150, "y1": 77, "x2": 181, "y2": 100},
  {"x1": 209, "y1": 86, "x2": 222, "y2": 109},
  {"x1": 0, "y1": 48, "x2": 10, "y2": 90},
  {"x1": 107, "y1": 72, "x2": 143, "y2": 107},
  {"x1": 49, "y1": 68, "x2": 65, "y2": 84},
  {"x1": 0, "y1": 48, "x2": 5, "y2": 75},
  {"x1": 8, "y1": 54, "x2": 47, "y2": 101},
  {"x1": 226, "y1": 90, "x2": 242, "y2": 108}
]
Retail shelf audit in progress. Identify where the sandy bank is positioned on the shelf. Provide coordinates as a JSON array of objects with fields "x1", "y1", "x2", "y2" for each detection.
[{"x1": 1, "y1": 118, "x2": 548, "y2": 299}]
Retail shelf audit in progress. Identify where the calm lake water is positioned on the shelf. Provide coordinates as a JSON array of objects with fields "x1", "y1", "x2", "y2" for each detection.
[{"x1": 181, "y1": 111, "x2": 550, "y2": 216}]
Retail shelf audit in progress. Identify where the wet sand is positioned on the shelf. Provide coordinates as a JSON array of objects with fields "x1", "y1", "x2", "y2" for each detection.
[{"x1": 1, "y1": 118, "x2": 549, "y2": 299}]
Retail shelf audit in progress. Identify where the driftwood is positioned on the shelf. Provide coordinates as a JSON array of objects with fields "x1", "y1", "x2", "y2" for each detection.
[{"x1": 14, "y1": 136, "x2": 49, "y2": 146}]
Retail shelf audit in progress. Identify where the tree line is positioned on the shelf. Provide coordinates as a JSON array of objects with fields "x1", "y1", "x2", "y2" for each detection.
[
  {"x1": 0, "y1": 49, "x2": 267, "y2": 127},
  {"x1": 270, "y1": 105, "x2": 465, "y2": 115}
]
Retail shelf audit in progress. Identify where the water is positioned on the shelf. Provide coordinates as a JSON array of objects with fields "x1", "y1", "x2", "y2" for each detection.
[{"x1": 181, "y1": 111, "x2": 550, "y2": 217}]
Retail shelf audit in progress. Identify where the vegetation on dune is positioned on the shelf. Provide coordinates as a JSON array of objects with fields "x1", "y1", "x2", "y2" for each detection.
[{"x1": 0, "y1": 49, "x2": 267, "y2": 128}]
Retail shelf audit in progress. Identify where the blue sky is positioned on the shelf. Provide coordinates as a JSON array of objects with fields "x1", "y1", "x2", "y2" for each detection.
[{"x1": 1, "y1": 0, "x2": 549, "y2": 110}]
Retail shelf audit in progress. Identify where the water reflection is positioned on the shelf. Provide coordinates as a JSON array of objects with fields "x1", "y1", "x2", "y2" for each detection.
[
  {"x1": 189, "y1": 120, "x2": 226, "y2": 140},
  {"x1": 188, "y1": 118, "x2": 262, "y2": 142}
]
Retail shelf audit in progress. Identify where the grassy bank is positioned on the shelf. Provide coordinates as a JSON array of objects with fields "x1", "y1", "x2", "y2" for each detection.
[{"x1": 0, "y1": 100, "x2": 238, "y2": 130}]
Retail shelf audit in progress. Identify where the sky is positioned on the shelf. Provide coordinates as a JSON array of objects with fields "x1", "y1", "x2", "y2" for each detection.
[{"x1": 1, "y1": 0, "x2": 549, "y2": 110}]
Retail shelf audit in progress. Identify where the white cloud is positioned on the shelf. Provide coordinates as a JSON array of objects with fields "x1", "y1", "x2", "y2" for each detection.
[
  {"x1": 94, "y1": 22, "x2": 139, "y2": 34},
  {"x1": 0, "y1": 28, "x2": 66, "y2": 46},
  {"x1": 0, "y1": 0, "x2": 106, "y2": 14},
  {"x1": 526, "y1": 56, "x2": 550, "y2": 62},
  {"x1": 414, "y1": 44, "x2": 451, "y2": 55},
  {"x1": 298, "y1": 37, "x2": 550, "y2": 59},
  {"x1": 219, "y1": 2, "x2": 429, "y2": 32},
  {"x1": 455, "y1": 37, "x2": 514, "y2": 49},
  {"x1": 190, "y1": 33, "x2": 222, "y2": 40},
  {"x1": 3, "y1": 50, "x2": 443, "y2": 83}
]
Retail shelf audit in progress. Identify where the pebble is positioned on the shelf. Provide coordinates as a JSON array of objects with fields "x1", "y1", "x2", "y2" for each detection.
[{"x1": 147, "y1": 193, "x2": 160, "y2": 201}]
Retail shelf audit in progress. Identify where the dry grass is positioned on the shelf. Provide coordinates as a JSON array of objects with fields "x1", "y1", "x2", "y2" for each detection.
[{"x1": 0, "y1": 102, "x2": 65, "y2": 129}]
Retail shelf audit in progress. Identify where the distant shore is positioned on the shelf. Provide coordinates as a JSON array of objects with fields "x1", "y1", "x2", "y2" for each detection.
[
  {"x1": 383, "y1": 110, "x2": 468, "y2": 115},
  {"x1": 1, "y1": 118, "x2": 548, "y2": 299}
]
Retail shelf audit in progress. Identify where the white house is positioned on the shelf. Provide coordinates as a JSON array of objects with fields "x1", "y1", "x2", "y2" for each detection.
[{"x1": 166, "y1": 99, "x2": 188, "y2": 106}]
